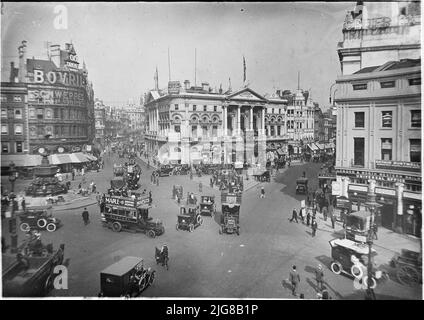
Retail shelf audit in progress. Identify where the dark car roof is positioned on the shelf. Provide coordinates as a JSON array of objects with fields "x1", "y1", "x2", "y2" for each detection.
[{"x1": 100, "y1": 256, "x2": 142, "y2": 276}]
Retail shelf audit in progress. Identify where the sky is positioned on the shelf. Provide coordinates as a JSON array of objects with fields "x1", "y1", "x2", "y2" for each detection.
[{"x1": 1, "y1": 2, "x2": 353, "y2": 108}]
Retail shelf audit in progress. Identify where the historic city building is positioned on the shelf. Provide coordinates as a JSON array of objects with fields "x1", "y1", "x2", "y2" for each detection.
[{"x1": 1, "y1": 41, "x2": 95, "y2": 166}]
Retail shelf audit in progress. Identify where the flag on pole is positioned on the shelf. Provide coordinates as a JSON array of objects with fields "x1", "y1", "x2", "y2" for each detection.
[{"x1": 243, "y1": 56, "x2": 246, "y2": 83}]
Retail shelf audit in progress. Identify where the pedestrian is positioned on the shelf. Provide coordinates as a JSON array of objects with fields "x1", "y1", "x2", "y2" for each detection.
[
  {"x1": 260, "y1": 186, "x2": 265, "y2": 198},
  {"x1": 149, "y1": 191, "x2": 152, "y2": 205},
  {"x1": 306, "y1": 207, "x2": 311, "y2": 226},
  {"x1": 372, "y1": 222, "x2": 378, "y2": 240},
  {"x1": 299, "y1": 207, "x2": 304, "y2": 223},
  {"x1": 156, "y1": 176, "x2": 159, "y2": 186},
  {"x1": 210, "y1": 178, "x2": 213, "y2": 188},
  {"x1": 78, "y1": 183, "x2": 82, "y2": 190},
  {"x1": 290, "y1": 208, "x2": 298, "y2": 223},
  {"x1": 289, "y1": 265, "x2": 301, "y2": 296},
  {"x1": 190, "y1": 171, "x2": 193, "y2": 180},
  {"x1": 82, "y1": 208, "x2": 90, "y2": 225},
  {"x1": 315, "y1": 264, "x2": 324, "y2": 291},
  {"x1": 322, "y1": 206, "x2": 328, "y2": 221},
  {"x1": 96, "y1": 192, "x2": 101, "y2": 205},
  {"x1": 311, "y1": 218, "x2": 318, "y2": 237},
  {"x1": 21, "y1": 197, "x2": 26, "y2": 212},
  {"x1": 199, "y1": 182, "x2": 202, "y2": 193},
  {"x1": 330, "y1": 213, "x2": 336, "y2": 229},
  {"x1": 72, "y1": 170, "x2": 75, "y2": 181}
]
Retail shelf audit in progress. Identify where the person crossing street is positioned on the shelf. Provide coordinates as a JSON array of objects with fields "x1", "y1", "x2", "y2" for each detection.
[
  {"x1": 82, "y1": 208, "x2": 90, "y2": 226},
  {"x1": 290, "y1": 208, "x2": 298, "y2": 223}
]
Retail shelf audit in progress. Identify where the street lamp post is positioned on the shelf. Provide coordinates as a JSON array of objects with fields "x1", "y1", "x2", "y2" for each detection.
[
  {"x1": 364, "y1": 180, "x2": 381, "y2": 300},
  {"x1": 8, "y1": 161, "x2": 18, "y2": 193}
]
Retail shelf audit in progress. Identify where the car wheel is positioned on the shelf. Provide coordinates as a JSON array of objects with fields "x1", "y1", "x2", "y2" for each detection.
[
  {"x1": 330, "y1": 261, "x2": 342, "y2": 275},
  {"x1": 46, "y1": 223, "x2": 57, "y2": 232},
  {"x1": 149, "y1": 271, "x2": 156, "y2": 285},
  {"x1": 20, "y1": 223, "x2": 30, "y2": 232},
  {"x1": 169, "y1": 171, "x2": 173, "y2": 176},
  {"x1": 189, "y1": 224, "x2": 194, "y2": 232},
  {"x1": 43, "y1": 274, "x2": 54, "y2": 295},
  {"x1": 112, "y1": 222, "x2": 122, "y2": 232},
  {"x1": 351, "y1": 264, "x2": 363, "y2": 279},
  {"x1": 37, "y1": 218, "x2": 47, "y2": 228},
  {"x1": 362, "y1": 276, "x2": 377, "y2": 289},
  {"x1": 147, "y1": 230, "x2": 156, "y2": 238}
]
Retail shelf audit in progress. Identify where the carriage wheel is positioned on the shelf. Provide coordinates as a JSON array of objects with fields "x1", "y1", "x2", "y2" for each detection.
[
  {"x1": 46, "y1": 223, "x2": 57, "y2": 232},
  {"x1": 149, "y1": 271, "x2": 156, "y2": 285},
  {"x1": 37, "y1": 218, "x2": 47, "y2": 228},
  {"x1": 112, "y1": 222, "x2": 122, "y2": 232},
  {"x1": 20, "y1": 223, "x2": 30, "y2": 232},
  {"x1": 189, "y1": 224, "x2": 194, "y2": 232},
  {"x1": 176, "y1": 223, "x2": 179, "y2": 231},
  {"x1": 330, "y1": 261, "x2": 342, "y2": 275},
  {"x1": 362, "y1": 276, "x2": 377, "y2": 289},
  {"x1": 43, "y1": 274, "x2": 54, "y2": 296},
  {"x1": 397, "y1": 265, "x2": 420, "y2": 287}
]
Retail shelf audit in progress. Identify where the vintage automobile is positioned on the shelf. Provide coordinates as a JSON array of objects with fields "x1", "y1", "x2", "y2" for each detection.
[
  {"x1": 220, "y1": 192, "x2": 241, "y2": 235},
  {"x1": 98, "y1": 256, "x2": 155, "y2": 297},
  {"x1": 200, "y1": 195, "x2": 216, "y2": 216},
  {"x1": 101, "y1": 195, "x2": 164, "y2": 238},
  {"x1": 345, "y1": 210, "x2": 372, "y2": 243},
  {"x1": 390, "y1": 249, "x2": 422, "y2": 287},
  {"x1": 254, "y1": 170, "x2": 271, "y2": 182},
  {"x1": 154, "y1": 165, "x2": 175, "y2": 177},
  {"x1": 19, "y1": 207, "x2": 62, "y2": 233},
  {"x1": 173, "y1": 164, "x2": 191, "y2": 175},
  {"x1": 176, "y1": 205, "x2": 203, "y2": 232},
  {"x1": 296, "y1": 177, "x2": 309, "y2": 194},
  {"x1": 329, "y1": 238, "x2": 386, "y2": 289},
  {"x1": 2, "y1": 242, "x2": 65, "y2": 297},
  {"x1": 186, "y1": 193, "x2": 198, "y2": 205}
]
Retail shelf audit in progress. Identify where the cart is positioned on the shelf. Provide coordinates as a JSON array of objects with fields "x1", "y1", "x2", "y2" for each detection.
[
  {"x1": 200, "y1": 196, "x2": 216, "y2": 216},
  {"x1": 390, "y1": 249, "x2": 422, "y2": 287},
  {"x1": 345, "y1": 210, "x2": 372, "y2": 243}
]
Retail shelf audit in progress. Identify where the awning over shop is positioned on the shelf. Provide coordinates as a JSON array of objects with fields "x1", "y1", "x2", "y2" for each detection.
[
  {"x1": 315, "y1": 143, "x2": 325, "y2": 150},
  {"x1": 324, "y1": 142, "x2": 335, "y2": 149},
  {"x1": 307, "y1": 143, "x2": 318, "y2": 151},
  {"x1": 85, "y1": 154, "x2": 98, "y2": 161},
  {"x1": 1, "y1": 154, "x2": 42, "y2": 167},
  {"x1": 276, "y1": 148, "x2": 285, "y2": 156},
  {"x1": 48, "y1": 154, "x2": 73, "y2": 165},
  {"x1": 71, "y1": 152, "x2": 90, "y2": 163}
]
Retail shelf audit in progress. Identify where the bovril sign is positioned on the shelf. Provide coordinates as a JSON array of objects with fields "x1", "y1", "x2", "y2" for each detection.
[{"x1": 32, "y1": 69, "x2": 86, "y2": 88}]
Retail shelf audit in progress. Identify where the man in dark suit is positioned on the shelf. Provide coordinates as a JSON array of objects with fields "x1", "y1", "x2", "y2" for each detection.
[{"x1": 289, "y1": 265, "x2": 301, "y2": 296}]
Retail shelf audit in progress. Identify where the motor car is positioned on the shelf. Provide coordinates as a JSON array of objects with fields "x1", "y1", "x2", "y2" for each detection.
[
  {"x1": 176, "y1": 205, "x2": 203, "y2": 232},
  {"x1": 219, "y1": 192, "x2": 241, "y2": 235},
  {"x1": 98, "y1": 256, "x2": 155, "y2": 297},
  {"x1": 296, "y1": 177, "x2": 309, "y2": 194},
  {"x1": 200, "y1": 195, "x2": 216, "y2": 216},
  {"x1": 19, "y1": 207, "x2": 62, "y2": 233}
]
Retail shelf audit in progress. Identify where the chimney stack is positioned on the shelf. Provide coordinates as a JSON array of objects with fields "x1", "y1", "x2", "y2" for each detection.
[
  {"x1": 184, "y1": 80, "x2": 190, "y2": 90},
  {"x1": 49, "y1": 44, "x2": 61, "y2": 68},
  {"x1": 18, "y1": 40, "x2": 27, "y2": 82},
  {"x1": 201, "y1": 82, "x2": 209, "y2": 92}
]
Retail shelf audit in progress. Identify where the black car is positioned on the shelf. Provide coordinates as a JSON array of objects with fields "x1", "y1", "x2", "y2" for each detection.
[
  {"x1": 176, "y1": 205, "x2": 203, "y2": 232},
  {"x1": 19, "y1": 207, "x2": 62, "y2": 232},
  {"x1": 155, "y1": 165, "x2": 175, "y2": 177}
]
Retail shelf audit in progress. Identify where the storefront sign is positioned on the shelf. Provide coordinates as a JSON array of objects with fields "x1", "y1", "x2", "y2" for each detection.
[
  {"x1": 332, "y1": 181, "x2": 341, "y2": 196},
  {"x1": 105, "y1": 196, "x2": 135, "y2": 207},
  {"x1": 32, "y1": 69, "x2": 86, "y2": 88},
  {"x1": 28, "y1": 88, "x2": 85, "y2": 106},
  {"x1": 403, "y1": 192, "x2": 422, "y2": 201},
  {"x1": 375, "y1": 160, "x2": 421, "y2": 172},
  {"x1": 375, "y1": 188, "x2": 396, "y2": 196}
]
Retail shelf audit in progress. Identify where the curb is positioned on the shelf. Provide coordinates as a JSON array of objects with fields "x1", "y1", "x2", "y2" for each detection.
[{"x1": 54, "y1": 200, "x2": 98, "y2": 211}]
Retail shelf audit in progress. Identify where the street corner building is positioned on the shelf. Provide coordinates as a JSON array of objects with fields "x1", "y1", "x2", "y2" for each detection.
[
  {"x1": 1, "y1": 41, "x2": 96, "y2": 175},
  {"x1": 333, "y1": 1, "x2": 421, "y2": 238},
  {"x1": 143, "y1": 77, "x2": 315, "y2": 168}
]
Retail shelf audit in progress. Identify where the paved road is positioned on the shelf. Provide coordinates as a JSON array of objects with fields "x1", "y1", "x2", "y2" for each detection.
[{"x1": 7, "y1": 153, "x2": 421, "y2": 299}]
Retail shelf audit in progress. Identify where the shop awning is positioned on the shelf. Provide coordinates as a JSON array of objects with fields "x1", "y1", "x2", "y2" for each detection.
[
  {"x1": 49, "y1": 153, "x2": 73, "y2": 165},
  {"x1": 307, "y1": 144, "x2": 318, "y2": 151},
  {"x1": 70, "y1": 152, "x2": 90, "y2": 163},
  {"x1": 1, "y1": 154, "x2": 42, "y2": 167},
  {"x1": 276, "y1": 148, "x2": 285, "y2": 155},
  {"x1": 85, "y1": 154, "x2": 98, "y2": 161}
]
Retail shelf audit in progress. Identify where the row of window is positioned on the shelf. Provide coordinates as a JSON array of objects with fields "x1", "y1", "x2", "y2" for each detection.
[
  {"x1": 1, "y1": 141, "x2": 23, "y2": 154},
  {"x1": 29, "y1": 125, "x2": 87, "y2": 138},
  {"x1": 354, "y1": 110, "x2": 421, "y2": 128},
  {"x1": 1, "y1": 124, "x2": 23, "y2": 135},
  {"x1": 0, "y1": 95, "x2": 23, "y2": 102},
  {"x1": 352, "y1": 78, "x2": 421, "y2": 91},
  {"x1": 353, "y1": 138, "x2": 421, "y2": 166},
  {"x1": 1, "y1": 108, "x2": 23, "y2": 119},
  {"x1": 173, "y1": 105, "x2": 219, "y2": 112},
  {"x1": 28, "y1": 107, "x2": 86, "y2": 121}
]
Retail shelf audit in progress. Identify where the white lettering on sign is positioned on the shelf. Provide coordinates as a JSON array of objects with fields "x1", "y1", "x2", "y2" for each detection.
[
  {"x1": 31, "y1": 70, "x2": 86, "y2": 88},
  {"x1": 34, "y1": 70, "x2": 44, "y2": 83}
]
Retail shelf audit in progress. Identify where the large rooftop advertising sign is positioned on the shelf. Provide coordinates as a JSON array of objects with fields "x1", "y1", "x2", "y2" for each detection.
[{"x1": 32, "y1": 69, "x2": 86, "y2": 88}]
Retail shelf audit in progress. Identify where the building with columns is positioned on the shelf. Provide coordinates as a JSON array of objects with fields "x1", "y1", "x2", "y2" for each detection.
[{"x1": 144, "y1": 80, "x2": 288, "y2": 166}]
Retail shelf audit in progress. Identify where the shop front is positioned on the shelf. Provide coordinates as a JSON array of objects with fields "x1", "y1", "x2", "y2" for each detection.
[{"x1": 402, "y1": 197, "x2": 422, "y2": 238}]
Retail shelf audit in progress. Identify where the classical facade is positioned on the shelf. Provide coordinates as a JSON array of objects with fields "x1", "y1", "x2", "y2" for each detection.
[
  {"x1": 144, "y1": 81, "x2": 282, "y2": 166},
  {"x1": 335, "y1": 59, "x2": 421, "y2": 237},
  {"x1": 338, "y1": 1, "x2": 421, "y2": 75}
]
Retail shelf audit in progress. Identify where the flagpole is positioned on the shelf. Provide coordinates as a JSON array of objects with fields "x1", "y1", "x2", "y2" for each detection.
[{"x1": 194, "y1": 48, "x2": 197, "y2": 87}]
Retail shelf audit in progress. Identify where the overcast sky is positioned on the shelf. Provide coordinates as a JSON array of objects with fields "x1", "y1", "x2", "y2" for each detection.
[{"x1": 1, "y1": 2, "x2": 353, "y2": 107}]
